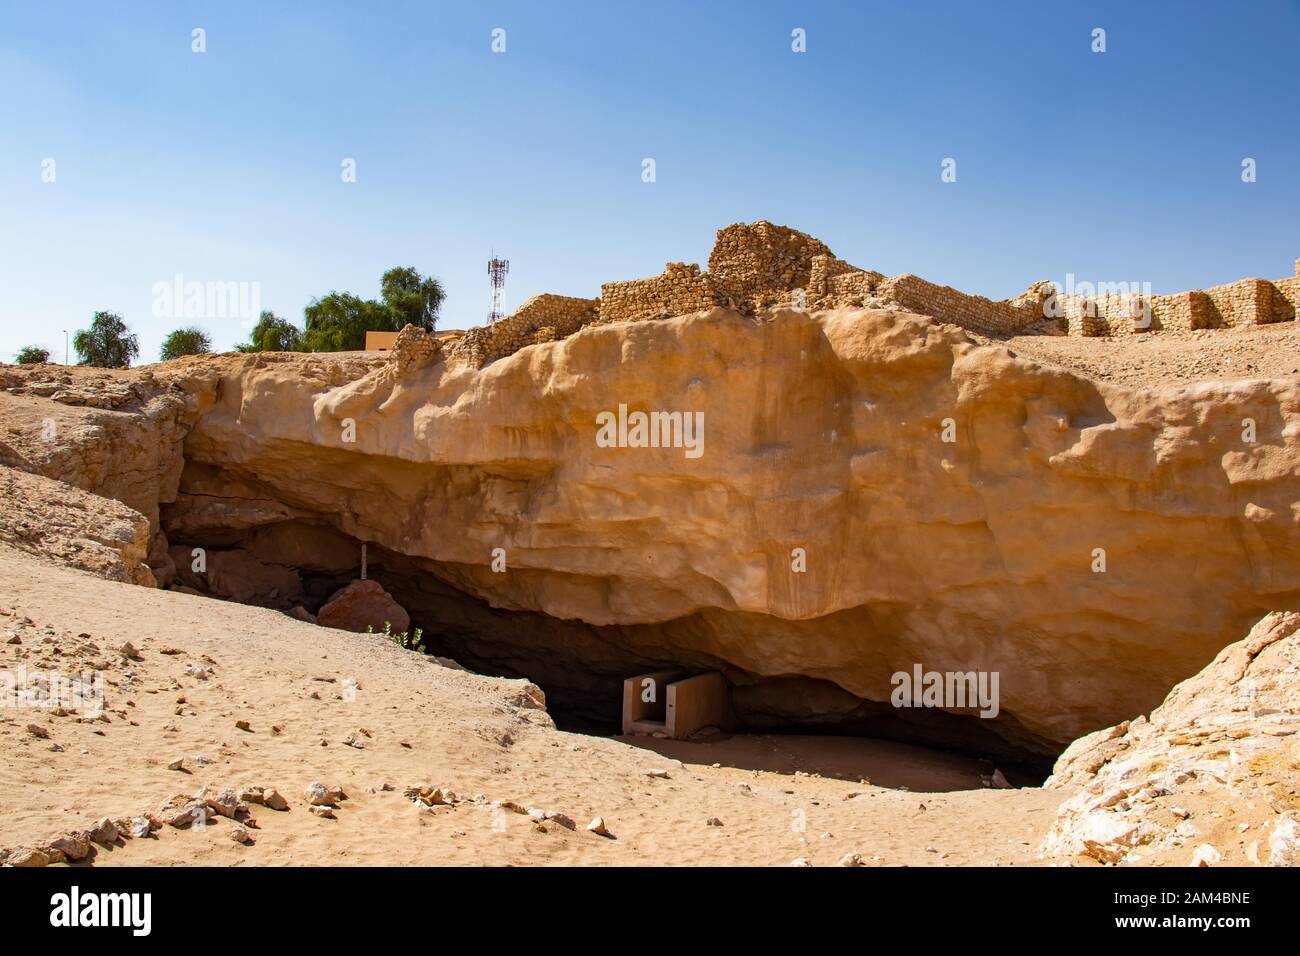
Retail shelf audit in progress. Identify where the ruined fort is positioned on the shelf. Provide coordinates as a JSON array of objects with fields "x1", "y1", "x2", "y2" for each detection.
[{"x1": 437, "y1": 221, "x2": 1300, "y2": 369}]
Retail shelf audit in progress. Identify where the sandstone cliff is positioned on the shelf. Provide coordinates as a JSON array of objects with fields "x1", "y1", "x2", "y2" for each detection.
[
  {"x1": 3, "y1": 230, "x2": 1298, "y2": 763},
  {"x1": 138, "y1": 306, "x2": 1300, "y2": 755}
]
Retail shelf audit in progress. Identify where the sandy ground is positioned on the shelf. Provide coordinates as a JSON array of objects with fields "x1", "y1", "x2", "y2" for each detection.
[
  {"x1": 0, "y1": 546, "x2": 1066, "y2": 866},
  {"x1": 994, "y1": 321, "x2": 1300, "y2": 388}
]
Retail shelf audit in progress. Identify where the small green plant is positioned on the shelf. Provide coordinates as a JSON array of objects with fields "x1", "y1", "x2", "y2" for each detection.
[{"x1": 367, "y1": 620, "x2": 425, "y2": 653}]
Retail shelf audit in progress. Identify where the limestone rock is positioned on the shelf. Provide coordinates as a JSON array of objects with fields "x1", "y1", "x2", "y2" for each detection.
[
  {"x1": 1041, "y1": 612, "x2": 1300, "y2": 866},
  {"x1": 316, "y1": 580, "x2": 410, "y2": 635}
]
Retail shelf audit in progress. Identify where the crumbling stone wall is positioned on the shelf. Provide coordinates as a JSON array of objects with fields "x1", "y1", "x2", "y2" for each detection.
[
  {"x1": 706, "y1": 221, "x2": 835, "y2": 306},
  {"x1": 450, "y1": 293, "x2": 597, "y2": 367},
  {"x1": 874, "y1": 274, "x2": 1041, "y2": 337},
  {"x1": 391, "y1": 324, "x2": 442, "y2": 372},
  {"x1": 434, "y1": 223, "x2": 1297, "y2": 367},
  {"x1": 1203, "y1": 278, "x2": 1294, "y2": 327},
  {"x1": 598, "y1": 262, "x2": 725, "y2": 324}
]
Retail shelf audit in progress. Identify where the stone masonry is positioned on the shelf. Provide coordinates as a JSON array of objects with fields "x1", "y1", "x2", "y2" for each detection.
[{"x1": 429, "y1": 223, "x2": 1299, "y2": 368}]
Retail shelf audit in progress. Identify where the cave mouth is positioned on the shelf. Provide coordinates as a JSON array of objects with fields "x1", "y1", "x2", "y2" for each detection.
[{"x1": 156, "y1": 510, "x2": 1056, "y2": 785}]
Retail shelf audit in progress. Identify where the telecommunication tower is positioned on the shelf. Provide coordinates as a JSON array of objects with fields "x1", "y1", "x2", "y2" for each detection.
[{"x1": 487, "y1": 255, "x2": 510, "y2": 323}]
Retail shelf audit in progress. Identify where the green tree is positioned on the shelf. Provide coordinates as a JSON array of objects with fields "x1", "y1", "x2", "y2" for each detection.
[
  {"x1": 73, "y1": 311, "x2": 140, "y2": 368},
  {"x1": 302, "y1": 292, "x2": 400, "y2": 352},
  {"x1": 236, "y1": 311, "x2": 303, "y2": 353},
  {"x1": 159, "y1": 326, "x2": 213, "y2": 361},
  {"x1": 14, "y1": 346, "x2": 49, "y2": 364},
  {"x1": 381, "y1": 266, "x2": 445, "y2": 331}
]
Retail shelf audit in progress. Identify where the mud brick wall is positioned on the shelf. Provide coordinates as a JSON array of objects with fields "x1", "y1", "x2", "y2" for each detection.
[
  {"x1": 876, "y1": 274, "x2": 1034, "y2": 337},
  {"x1": 598, "y1": 262, "x2": 725, "y2": 324}
]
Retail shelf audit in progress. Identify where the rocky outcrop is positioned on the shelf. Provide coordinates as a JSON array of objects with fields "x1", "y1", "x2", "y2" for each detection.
[
  {"x1": 1041, "y1": 611, "x2": 1300, "y2": 866},
  {"x1": 155, "y1": 304, "x2": 1300, "y2": 750},
  {"x1": 0, "y1": 465, "x2": 155, "y2": 586},
  {"x1": 316, "y1": 579, "x2": 411, "y2": 634},
  {"x1": 2, "y1": 225, "x2": 1298, "y2": 759}
]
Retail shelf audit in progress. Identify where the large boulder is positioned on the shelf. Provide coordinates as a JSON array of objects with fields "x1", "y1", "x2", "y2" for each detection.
[
  {"x1": 316, "y1": 579, "x2": 410, "y2": 635},
  {"x1": 1040, "y1": 611, "x2": 1300, "y2": 866}
]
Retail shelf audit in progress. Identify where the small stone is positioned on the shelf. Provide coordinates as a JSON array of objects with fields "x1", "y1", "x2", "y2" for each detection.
[
  {"x1": 1191, "y1": 844, "x2": 1222, "y2": 867},
  {"x1": 706, "y1": 817, "x2": 723, "y2": 827},
  {"x1": 586, "y1": 816, "x2": 612, "y2": 837},
  {"x1": 309, "y1": 805, "x2": 336, "y2": 819},
  {"x1": 644, "y1": 769, "x2": 671, "y2": 779},
  {"x1": 48, "y1": 833, "x2": 92, "y2": 861},
  {"x1": 262, "y1": 789, "x2": 289, "y2": 811},
  {"x1": 789, "y1": 857, "x2": 810, "y2": 867},
  {"x1": 129, "y1": 817, "x2": 151, "y2": 839},
  {"x1": 25, "y1": 723, "x2": 49, "y2": 739},
  {"x1": 8, "y1": 846, "x2": 52, "y2": 867},
  {"x1": 304, "y1": 781, "x2": 345, "y2": 806},
  {"x1": 86, "y1": 817, "x2": 119, "y2": 845},
  {"x1": 235, "y1": 719, "x2": 252, "y2": 732},
  {"x1": 118, "y1": 641, "x2": 141, "y2": 660},
  {"x1": 6, "y1": 635, "x2": 20, "y2": 645},
  {"x1": 837, "y1": 853, "x2": 863, "y2": 867},
  {"x1": 167, "y1": 758, "x2": 185, "y2": 771},
  {"x1": 229, "y1": 826, "x2": 251, "y2": 844},
  {"x1": 200, "y1": 786, "x2": 243, "y2": 818}
]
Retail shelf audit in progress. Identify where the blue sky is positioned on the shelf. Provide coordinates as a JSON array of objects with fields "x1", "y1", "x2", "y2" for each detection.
[{"x1": 1, "y1": 0, "x2": 1297, "y2": 362}]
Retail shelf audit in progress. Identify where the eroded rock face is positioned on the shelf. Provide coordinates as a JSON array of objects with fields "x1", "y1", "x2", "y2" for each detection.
[
  {"x1": 1040, "y1": 612, "x2": 1300, "y2": 866},
  {"x1": 3, "y1": 305, "x2": 1298, "y2": 755},
  {"x1": 161, "y1": 306, "x2": 1300, "y2": 748}
]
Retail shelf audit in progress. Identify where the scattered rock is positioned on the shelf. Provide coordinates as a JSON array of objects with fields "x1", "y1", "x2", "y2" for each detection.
[
  {"x1": 47, "y1": 833, "x2": 91, "y2": 861},
  {"x1": 8, "y1": 846, "x2": 52, "y2": 867},
  {"x1": 1191, "y1": 843, "x2": 1222, "y2": 867},
  {"x1": 25, "y1": 723, "x2": 49, "y2": 739},
  {"x1": 586, "y1": 816, "x2": 613, "y2": 838},
  {"x1": 85, "y1": 817, "x2": 119, "y2": 845},
  {"x1": 304, "y1": 782, "x2": 345, "y2": 806},
  {"x1": 228, "y1": 826, "x2": 251, "y2": 844}
]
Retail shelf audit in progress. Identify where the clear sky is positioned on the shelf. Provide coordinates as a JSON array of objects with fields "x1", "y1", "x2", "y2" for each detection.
[{"x1": 2, "y1": 0, "x2": 1297, "y2": 363}]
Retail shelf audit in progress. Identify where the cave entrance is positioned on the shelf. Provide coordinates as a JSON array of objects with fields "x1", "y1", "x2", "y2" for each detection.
[{"x1": 155, "y1": 509, "x2": 1055, "y2": 786}]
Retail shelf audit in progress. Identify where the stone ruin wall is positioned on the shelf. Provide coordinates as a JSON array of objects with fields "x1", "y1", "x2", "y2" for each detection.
[
  {"x1": 598, "y1": 263, "x2": 725, "y2": 325},
  {"x1": 429, "y1": 228, "x2": 1300, "y2": 369},
  {"x1": 449, "y1": 293, "x2": 598, "y2": 367},
  {"x1": 1052, "y1": 272, "x2": 1298, "y2": 337}
]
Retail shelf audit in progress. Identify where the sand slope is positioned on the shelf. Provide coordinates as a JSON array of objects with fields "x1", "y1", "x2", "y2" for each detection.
[{"x1": 0, "y1": 546, "x2": 1063, "y2": 866}]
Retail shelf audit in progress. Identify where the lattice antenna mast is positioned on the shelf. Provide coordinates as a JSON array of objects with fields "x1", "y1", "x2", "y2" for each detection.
[{"x1": 488, "y1": 255, "x2": 510, "y2": 324}]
